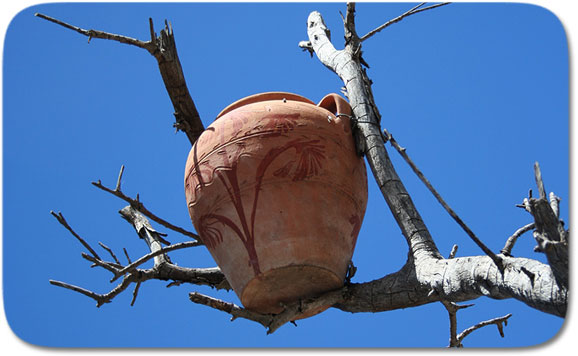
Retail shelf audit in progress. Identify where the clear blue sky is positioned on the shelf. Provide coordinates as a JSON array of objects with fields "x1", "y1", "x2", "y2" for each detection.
[{"x1": 2, "y1": 2, "x2": 569, "y2": 348}]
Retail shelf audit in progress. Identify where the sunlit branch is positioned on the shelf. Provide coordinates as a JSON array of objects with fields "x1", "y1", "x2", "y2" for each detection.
[
  {"x1": 360, "y1": 2, "x2": 451, "y2": 42},
  {"x1": 50, "y1": 211, "x2": 101, "y2": 260}
]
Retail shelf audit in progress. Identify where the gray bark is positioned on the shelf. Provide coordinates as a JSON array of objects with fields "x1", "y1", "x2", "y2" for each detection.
[
  {"x1": 298, "y1": 5, "x2": 567, "y2": 319},
  {"x1": 338, "y1": 255, "x2": 566, "y2": 317}
]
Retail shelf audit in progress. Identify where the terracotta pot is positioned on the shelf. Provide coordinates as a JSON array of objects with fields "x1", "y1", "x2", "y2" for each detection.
[{"x1": 184, "y1": 92, "x2": 368, "y2": 317}]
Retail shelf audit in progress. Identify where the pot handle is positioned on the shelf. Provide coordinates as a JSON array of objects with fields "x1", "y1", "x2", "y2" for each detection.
[{"x1": 317, "y1": 93, "x2": 352, "y2": 118}]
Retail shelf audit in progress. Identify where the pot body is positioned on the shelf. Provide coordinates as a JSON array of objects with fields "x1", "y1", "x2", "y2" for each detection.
[{"x1": 184, "y1": 92, "x2": 367, "y2": 316}]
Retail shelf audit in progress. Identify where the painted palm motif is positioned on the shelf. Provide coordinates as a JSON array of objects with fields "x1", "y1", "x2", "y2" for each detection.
[{"x1": 189, "y1": 113, "x2": 327, "y2": 277}]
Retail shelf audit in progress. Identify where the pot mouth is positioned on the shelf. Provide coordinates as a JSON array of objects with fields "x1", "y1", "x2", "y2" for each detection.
[{"x1": 216, "y1": 92, "x2": 315, "y2": 119}]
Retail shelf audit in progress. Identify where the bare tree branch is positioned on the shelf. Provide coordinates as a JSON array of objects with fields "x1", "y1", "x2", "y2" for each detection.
[
  {"x1": 44, "y1": 4, "x2": 567, "y2": 341},
  {"x1": 304, "y1": 4, "x2": 442, "y2": 263},
  {"x1": 382, "y1": 129, "x2": 503, "y2": 271},
  {"x1": 35, "y1": 13, "x2": 150, "y2": 48},
  {"x1": 360, "y1": 2, "x2": 451, "y2": 42},
  {"x1": 92, "y1": 166, "x2": 201, "y2": 242},
  {"x1": 123, "y1": 247, "x2": 132, "y2": 264},
  {"x1": 111, "y1": 240, "x2": 201, "y2": 282},
  {"x1": 50, "y1": 205, "x2": 230, "y2": 307},
  {"x1": 534, "y1": 162, "x2": 547, "y2": 199},
  {"x1": 189, "y1": 292, "x2": 274, "y2": 329},
  {"x1": 441, "y1": 300, "x2": 474, "y2": 347},
  {"x1": 81, "y1": 253, "x2": 122, "y2": 274},
  {"x1": 50, "y1": 211, "x2": 101, "y2": 260},
  {"x1": 335, "y1": 255, "x2": 565, "y2": 317},
  {"x1": 50, "y1": 280, "x2": 106, "y2": 303},
  {"x1": 98, "y1": 242, "x2": 121, "y2": 265},
  {"x1": 35, "y1": 13, "x2": 205, "y2": 144},
  {"x1": 50, "y1": 273, "x2": 140, "y2": 308},
  {"x1": 115, "y1": 164, "x2": 125, "y2": 192},
  {"x1": 456, "y1": 313, "x2": 512, "y2": 347},
  {"x1": 441, "y1": 298, "x2": 512, "y2": 347},
  {"x1": 130, "y1": 281, "x2": 142, "y2": 306},
  {"x1": 509, "y1": 163, "x2": 569, "y2": 289},
  {"x1": 189, "y1": 288, "x2": 347, "y2": 334},
  {"x1": 501, "y1": 222, "x2": 535, "y2": 256}
]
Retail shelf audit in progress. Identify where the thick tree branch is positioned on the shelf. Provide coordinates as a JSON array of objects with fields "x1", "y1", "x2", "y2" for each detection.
[
  {"x1": 335, "y1": 255, "x2": 566, "y2": 317},
  {"x1": 35, "y1": 13, "x2": 204, "y2": 144},
  {"x1": 300, "y1": 3, "x2": 566, "y2": 321},
  {"x1": 303, "y1": 4, "x2": 442, "y2": 264},
  {"x1": 524, "y1": 163, "x2": 568, "y2": 289},
  {"x1": 186, "y1": 252, "x2": 563, "y2": 334}
]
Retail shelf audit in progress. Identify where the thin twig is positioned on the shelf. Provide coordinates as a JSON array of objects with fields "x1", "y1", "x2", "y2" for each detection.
[
  {"x1": 115, "y1": 165, "x2": 125, "y2": 192},
  {"x1": 50, "y1": 211, "x2": 101, "y2": 260},
  {"x1": 81, "y1": 253, "x2": 122, "y2": 274},
  {"x1": 92, "y1": 179, "x2": 201, "y2": 241},
  {"x1": 35, "y1": 13, "x2": 153, "y2": 51},
  {"x1": 500, "y1": 223, "x2": 535, "y2": 256},
  {"x1": 383, "y1": 129, "x2": 503, "y2": 271},
  {"x1": 111, "y1": 240, "x2": 201, "y2": 282},
  {"x1": 456, "y1": 314, "x2": 512, "y2": 346},
  {"x1": 441, "y1": 300, "x2": 474, "y2": 347},
  {"x1": 516, "y1": 197, "x2": 533, "y2": 213},
  {"x1": 360, "y1": 2, "x2": 451, "y2": 42},
  {"x1": 189, "y1": 288, "x2": 347, "y2": 334},
  {"x1": 130, "y1": 281, "x2": 142, "y2": 306},
  {"x1": 51, "y1": 275, "x2": 146, "y2": 308},
  {"x1": 189, "y1": 292, "x2": 274, "y2": 328},
  {"x1": 123, "y1": 248, "x2": 132, "y2": 264},
  {"x1": 98, "y1": 242, "x2": 121, "y2": 265},
  {"x1": 49, "y1": 280, "x2": 106, "y2": 305},
  {"x1": 148, "y1": 17, "x2": 156, "y2": 44}
]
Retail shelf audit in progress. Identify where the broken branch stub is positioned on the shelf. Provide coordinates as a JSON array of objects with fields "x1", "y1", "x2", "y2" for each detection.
[{"x1": 35, "y1": 13, "x2": 204, "y2": 145}]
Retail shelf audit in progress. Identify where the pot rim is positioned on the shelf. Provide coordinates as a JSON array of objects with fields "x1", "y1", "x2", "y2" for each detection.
[{"x1": 216, "y1": 92, "x2": 315, "y2": 119}]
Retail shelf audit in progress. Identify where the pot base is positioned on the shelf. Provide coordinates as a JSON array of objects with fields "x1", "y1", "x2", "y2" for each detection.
[{"x1": 241, "y1": 264, "x2": 343, "y2": 319}]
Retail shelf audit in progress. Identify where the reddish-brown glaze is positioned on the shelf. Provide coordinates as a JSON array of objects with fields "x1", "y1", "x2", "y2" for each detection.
[{"x1": 185, "y1": 92, "x2": 368, "y2": 317}]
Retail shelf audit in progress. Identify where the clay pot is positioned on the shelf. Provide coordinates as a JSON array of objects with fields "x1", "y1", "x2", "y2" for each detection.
[{"x1": 184, "y1": 92, "x2": 367, "y2": 317}]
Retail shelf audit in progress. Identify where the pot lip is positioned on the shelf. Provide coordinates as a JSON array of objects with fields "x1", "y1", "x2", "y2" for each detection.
[{"x1": 216, "y1": 92, "x2": 315, "y2": 119}]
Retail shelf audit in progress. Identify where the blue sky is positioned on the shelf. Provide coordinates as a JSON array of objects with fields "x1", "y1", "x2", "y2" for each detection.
[{"x1": 1, "y1": 1, "x2": 570, "y2": 349}]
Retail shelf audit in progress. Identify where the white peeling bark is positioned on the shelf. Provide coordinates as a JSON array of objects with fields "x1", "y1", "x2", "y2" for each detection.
[
  {"x1": 303, "y1": 6, "x2": 567, "y2": 318},
  {"x1": 336, "y1": 254, "x2": 566, "y2": 317},
  {"x1": 306, "y1": 10, "x2": 441, "y2": 261}
]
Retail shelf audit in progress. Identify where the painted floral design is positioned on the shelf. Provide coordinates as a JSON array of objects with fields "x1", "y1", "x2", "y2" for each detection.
[{"x1": 188, "y1": 113, "x2": 327, "y2": 277}]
